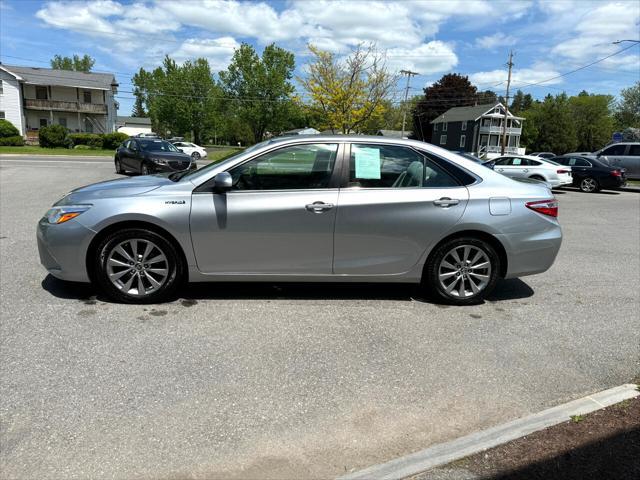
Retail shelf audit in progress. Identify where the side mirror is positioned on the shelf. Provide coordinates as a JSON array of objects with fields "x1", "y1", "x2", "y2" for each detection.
[{"x1": 213, "y1": 172, "x2": 233, "y2": 191}]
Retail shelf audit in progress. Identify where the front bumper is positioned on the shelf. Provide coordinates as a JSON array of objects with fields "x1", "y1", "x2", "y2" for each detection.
[
  {"x1": 148, "y1": 161, "x2": 197, "y2": 173},
  {"x1": 37, "y1": 218, "x2": 95, "y2": 282}
]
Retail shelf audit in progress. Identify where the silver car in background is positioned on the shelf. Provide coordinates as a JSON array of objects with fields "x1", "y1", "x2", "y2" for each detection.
[{"x1": 37, "y1": 136, "x2": 562, "y2": 306}]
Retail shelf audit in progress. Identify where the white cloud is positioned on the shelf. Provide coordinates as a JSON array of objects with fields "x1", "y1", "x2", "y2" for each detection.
[
  {"x1": 172, "y1": 37, "x2": 241, "y2": 71},
  {"x1": 469, "y1": 63, "x2": 563, "y2": 89},
  {"x1": 475, "y1": 33, "x2": 517, "y2": 50},
  {"x1": 385, "y1": 41, "x2": 459, "y2": 75}
]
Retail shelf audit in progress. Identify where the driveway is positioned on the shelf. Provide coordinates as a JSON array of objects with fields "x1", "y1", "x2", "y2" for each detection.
[{"x1": 1, "y1": 156, "x2": 639, "y2": 479}]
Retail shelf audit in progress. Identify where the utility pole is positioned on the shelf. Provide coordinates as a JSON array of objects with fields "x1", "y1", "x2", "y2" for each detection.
[
  {"x1": 400, "y1": 69, "x2": 418, "y2": 138},
  {"x1": 501, "y1": 50, "x2": 514, "y2": 156}
]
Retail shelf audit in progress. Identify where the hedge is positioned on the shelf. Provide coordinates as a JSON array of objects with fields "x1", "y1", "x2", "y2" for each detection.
[
  {"x1": 0, "y1": 135, "x2": 25, "y2": 146},
  {"x1": 103, "y1": 132, "x2": 129, "y2": 149},
  {"x1": 69, "y1": 133, "x2": 104, "y2": 149},
  {"x1": 39, "y1": 125, "x2": 70, "y2": 148},
  {"x1": 0, "y1": 119, "x2": 20, "y2": 138}
]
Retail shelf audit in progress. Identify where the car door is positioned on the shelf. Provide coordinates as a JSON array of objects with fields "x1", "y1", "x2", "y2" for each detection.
[
  {"x1": 598, "y1": 144, "x2": 627, "y2": 170},
  {"x1": 620, "y1": 144, "x2": 640, "y2": 178},
  {"x1": 190, "y1": 142, "x2": 342, "y2": 274},
  {"x1": 494, "y1": 157, "x2": 520, "y2": 179},
  {"x1": 333, "y1": 143, "x2": 469, "y2": 275},
  {"x1": 566, "y1": 157, "x2": 590, "y2": 181},
  {"x1": 120, "y1": 139, "x2": 136, "y2": 170}
]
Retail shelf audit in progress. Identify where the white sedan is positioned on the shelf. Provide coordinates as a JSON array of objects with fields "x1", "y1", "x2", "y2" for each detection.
[
  {"x1": 485, "y1": 155, "x2": 572, "y2": 188},
  {"x1": 172, "y1": 142, "x2": 208, "y2": 160}
]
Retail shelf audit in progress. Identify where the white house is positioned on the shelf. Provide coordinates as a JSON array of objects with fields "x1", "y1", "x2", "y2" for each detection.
[
  {"x1": 0, "y1": 64, "x2": 118, "y2": 140},
  {"x1": 116, "y1": 116, "x2": 153, "y2": 136}
]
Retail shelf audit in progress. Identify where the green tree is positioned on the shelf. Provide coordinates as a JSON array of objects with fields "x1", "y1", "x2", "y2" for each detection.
[
  {"x1": 132, "y1": 57, "x2": 221, "y2": 144},
  {"x1": 510, "y1": 90, "x2": 534, "y2": 114},
  {"x1": 50, "y1": 54, "x2": 95, "y2": 72},
  {"x1": 300, "y1": 44, "x2": 396, "y2": 134},
  {"x1": 219, "y1": 43, "x2": 296, "y2": 143},
  {"x1": 412, "y1": 73, "x2": 496, "y2": 141},
  {"x1": 614, "y1": 81, "x2": 640, "y2": 129},
  {"x1": 569, "y1": 91, "x2": 615, "y2": 151},
  {"x1": 522, "y1": 94, "x2": 577, "y2": 154}
]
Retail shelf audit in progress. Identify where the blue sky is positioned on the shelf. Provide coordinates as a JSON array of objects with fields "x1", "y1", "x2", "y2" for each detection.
[{"x1": 1, "y1": 0, "x2": 638, "y2": 115}]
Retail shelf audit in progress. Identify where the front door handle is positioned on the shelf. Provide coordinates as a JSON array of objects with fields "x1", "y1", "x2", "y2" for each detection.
[
  {"x1": 497, "y1": 168, "x2": 504, "y2": 172},
  {"x1": 433, "y1": 197, "x2": 459, "y2": 208},
  {"x1": 305, "y1": 201, "x2": 334, "y2": 213}
]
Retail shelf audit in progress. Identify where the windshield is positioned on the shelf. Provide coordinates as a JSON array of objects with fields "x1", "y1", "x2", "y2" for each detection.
[
  {"x1": 171, "y1": 140, "x2": 272, "y2": 181},
  {"x1": 139, "y1": 139, "x2": 180, "y2": 152}
]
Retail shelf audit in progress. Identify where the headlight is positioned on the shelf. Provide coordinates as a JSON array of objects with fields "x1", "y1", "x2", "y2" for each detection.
[
  {"x1": 150, "y1": 157, "x2": 168, "y2": 165},
  {"x1": 44, "y1": 205, "x2": 91, "y2": 224}
]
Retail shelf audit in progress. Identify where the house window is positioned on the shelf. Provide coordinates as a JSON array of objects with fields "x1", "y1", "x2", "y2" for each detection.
[
  {"x1": 0, "y1": 80, "x2": 3, "y2": 94},
  {"x1": 434, "y1": 123, "x2": 438, "y2": 131},
  {"x1": 39, "y1": 118, "x2": 48, "y2": 128},
  {"x1": 83, "y1": 90, "x2": 92, "y2": 103},
  {"x1": 58, "y1": 117, "x2": 67, "y2": 128},
  {"x1": 0, "y1": 111, "x2": 5, "y2": 119},
  {"x1": 440, "y1": 135, "x2": 447, "y2": 145},
  {"x1": 442, "y1": 122, "x2": 448, "y2": 132},
  {"x1": 461, "y1": 121, "x2": 467, "y2": 131},
  {"x1": 460, "y1": 135, "x2": 466, "y2": 148},
  {"x1": 84, "y1": 118, "x2": 94, "y2": 133},
  {"x1": 36, "y1": 86, "x2": 48, "y2": 100}
]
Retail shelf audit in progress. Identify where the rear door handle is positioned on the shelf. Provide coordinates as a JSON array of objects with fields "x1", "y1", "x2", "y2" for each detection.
[
  {"x1": 522, "y1": 169, "x2": 529, "y2": 173},
  {"x1": 305, "y1": 201, "x2": 334, "y2": 213},
  {"x1": 433, "y1": 197, "x2": 459, "y2": 208}
]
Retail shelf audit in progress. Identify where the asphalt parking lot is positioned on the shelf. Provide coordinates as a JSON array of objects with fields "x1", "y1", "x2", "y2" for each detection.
[{"x1": 1, "y1": 155, "x2": 639, "y2": 479}]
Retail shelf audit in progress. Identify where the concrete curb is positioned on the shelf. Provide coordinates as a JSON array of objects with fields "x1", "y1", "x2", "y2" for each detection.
[{"x1": 338, "y1": 384, "x2": 639, "y2": 480}]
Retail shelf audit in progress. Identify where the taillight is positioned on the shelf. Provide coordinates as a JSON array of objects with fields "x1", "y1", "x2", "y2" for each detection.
[
  {"x1": 557, "y1": 169, "x2": 570, "y2": 174},
  {"x1": 526, "y1": 199, "x2": 558, "y2": 217},
  {"x1": 611, "y1": 169, "x2": 622, "y2": 177}
]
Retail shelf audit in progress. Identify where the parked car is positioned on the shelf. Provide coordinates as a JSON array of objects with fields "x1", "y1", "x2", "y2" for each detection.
[
  {"x1": 114, "y1": 138, "x2": 196, "y2": 175},
  {"x1": 552, "y1": 155, "x2": 626, "y2": 192},
  {"x1": 172, "y1": 141, "x2": 208, "y2": 160},
  {"x1": 38, "y1": 136, "x2": 562, "y2": 306},
  {"x1": 453, "y1": 151, "x2": 484, "y2": 164},
  {"x1": 484, "y1": 155, "x2": 572, "y2": 188},
  {"x1": 590, "y1": 142, "x2": 640, "y2": 180},
  {"x1": 529, "y1": 152, "x2": 556, "y2": 159}
]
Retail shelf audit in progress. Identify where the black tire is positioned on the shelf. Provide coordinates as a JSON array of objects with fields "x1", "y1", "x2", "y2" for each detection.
[
  {"x1": 94, "y1": 228, "x2": 184, "y2": 304},
  {"x1": 191, "y1": 152, "x2": 201, "y2": 160},
  {"x1": 579, "y1": 177, "x2": 599, "y2": 193},
  {"x1": 115, "y1": 157, "x2": 124, "y2": 174},
  {"x1": 423, "y1": 237, "x2": 501, "y2": 306},
  {"x1": 141, "y1": 163, "x2": 150, "y2": 175}
]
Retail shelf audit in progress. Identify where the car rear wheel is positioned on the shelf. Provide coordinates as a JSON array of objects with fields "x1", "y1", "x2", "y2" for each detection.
[
  {"x1": 94, "y1": 228, "x2": 184, "y2": 304},
  {"x1": 580, "y1": 177, "x2": 599, "y2": 193},
  {"x1": 424, "y1": 237, "x2": 500, "y2": 305},
  {"x1": 191, "y1": 152, "x2": 201, "y2": 160}
]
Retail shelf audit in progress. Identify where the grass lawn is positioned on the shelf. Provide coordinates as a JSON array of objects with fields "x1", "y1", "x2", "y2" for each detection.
[
  {"x1": 205, "y1": 147, "x2": 245, "y2": 164},
  {"x1": 627, "y1": 179, "x2": 640, "y2": 186},
  {"x1": 0, "y1": 146, "x2": 115, "y2": 156}
]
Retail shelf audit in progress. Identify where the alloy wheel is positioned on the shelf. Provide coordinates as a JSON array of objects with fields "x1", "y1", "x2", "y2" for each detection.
[
  {"x1": 192, "y1": 152, "x2": 200, "y2": 160},
  {"x1": 438, "y1": 244, "x2": 492, "y2": 299},
  {"x1": 106, "y1": 239, "x2": 169, "y2": 297},
  {"x1": 581, "y1": 178, "x2": 597, "y2": 192}
]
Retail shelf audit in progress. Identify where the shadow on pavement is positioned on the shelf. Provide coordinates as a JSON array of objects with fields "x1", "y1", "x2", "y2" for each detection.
[{"x1": 42, "y1": 275, "x2": 533, "y2": 304}]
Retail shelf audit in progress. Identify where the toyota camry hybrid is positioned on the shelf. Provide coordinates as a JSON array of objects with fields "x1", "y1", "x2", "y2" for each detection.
[{"x1": 37, "y1": 136, "x2": 562, "y2": 305}]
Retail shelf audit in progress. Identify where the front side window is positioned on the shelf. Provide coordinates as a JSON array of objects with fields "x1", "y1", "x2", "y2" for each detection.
[
  {"x1": 348, "y1": 143, "x2": 458, "y2": 189},
  {"x1": 628, "y1": 145, "x2": 640, "y2": 156},
  {"x1": 494, "y1": 157, "x2": 512, "y2": 166},
  {"x1": 229, "y1": 143, "x2": 338, "y2": 191},
  {"x1": 602, "y1": 144, "x2": 627, "y2": 156}
]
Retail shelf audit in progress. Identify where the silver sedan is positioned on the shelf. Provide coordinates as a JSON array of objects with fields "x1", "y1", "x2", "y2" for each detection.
[{"x1": 37, "y1": 136, "x2": 562, "y2": 305}]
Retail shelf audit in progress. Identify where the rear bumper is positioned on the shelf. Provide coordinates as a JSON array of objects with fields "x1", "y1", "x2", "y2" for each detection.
[
  {"x1": 37, "y1": 218, "x2": 94, "y2": 282},
  {"x1": 496, "y1": 223, "x2": 562, "y2": 279}
]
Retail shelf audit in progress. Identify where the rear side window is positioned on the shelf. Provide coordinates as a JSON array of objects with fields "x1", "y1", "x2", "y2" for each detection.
[
  {"x1": 628, "y1": 145, "x2": 640, "y2": 156},
  {"x1": 348, "y1": 144, "x2": 459, "y2": 188},
  {"x1": 529, "y1": 159, "x2": 542, "y2": 166}
]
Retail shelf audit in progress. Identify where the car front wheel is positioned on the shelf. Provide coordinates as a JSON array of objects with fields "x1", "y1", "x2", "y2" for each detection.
[
  {"x1": 94, "y1": 228, "x2": 184, "y2": 303},
  {"x1": 191, "y1": 152, "x2": 201, "y2": 160},
  {"x1": 424, "y1": 237, "x2": 500, "y2": 305}
]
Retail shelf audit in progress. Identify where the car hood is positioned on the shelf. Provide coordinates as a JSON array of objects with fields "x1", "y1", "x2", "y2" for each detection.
[{"x1": 56, "y1": 175, "x2": 173, "y2": 204}]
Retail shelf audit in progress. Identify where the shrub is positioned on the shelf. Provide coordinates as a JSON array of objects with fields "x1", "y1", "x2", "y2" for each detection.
[
  {"x1": 73, "y1": 144, "x2": 92, "y2": 150},
  {"x1": 0, "y1": 135, "x2": 25, "y2": 146},
  {"x1": 0, "y1": 119, "x2": 20, "y2": 138},
  {"x1": 69, "y1": 133, "x2": 103, "y2": 149},
  {"x1": 103, "y1": 132, "x2": 129, "y2": 150},
  {"x1": 39, "y1": 125, "x2": 70, "y2": 148}
]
